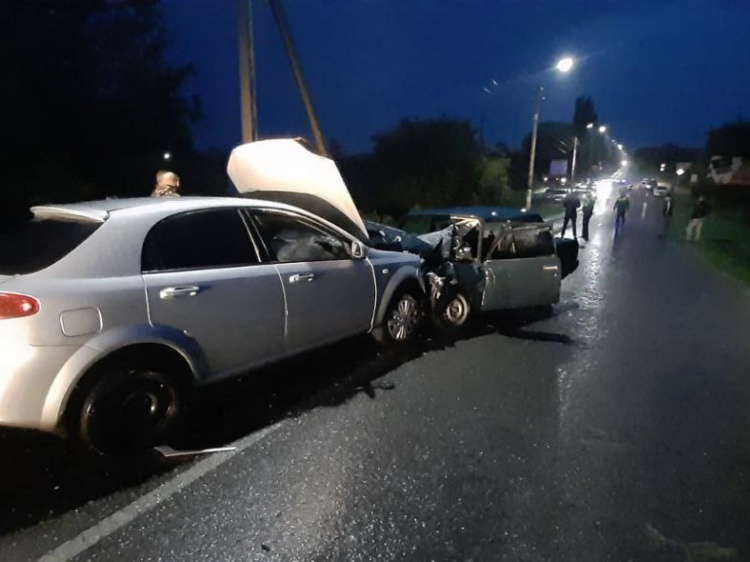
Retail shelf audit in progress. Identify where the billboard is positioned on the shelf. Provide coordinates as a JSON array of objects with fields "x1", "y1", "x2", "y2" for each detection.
[{"x1": 549, "y1": 159, "x2": 568, "y2": 178}]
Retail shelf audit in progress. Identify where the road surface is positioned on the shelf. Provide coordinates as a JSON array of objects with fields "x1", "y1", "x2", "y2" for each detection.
[{"x1": 2, "y1": 183, "x2": 750, "y2": 561}]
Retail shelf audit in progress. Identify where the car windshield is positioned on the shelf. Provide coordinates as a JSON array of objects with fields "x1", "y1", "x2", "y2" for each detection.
[{"x1": 0, "y1": 214, "x2": 101, "y2": 275}]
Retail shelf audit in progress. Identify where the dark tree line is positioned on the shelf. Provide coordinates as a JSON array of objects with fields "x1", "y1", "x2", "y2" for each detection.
[{"x1": 0, "y1": 0, "x2": 199, "y2": 207}]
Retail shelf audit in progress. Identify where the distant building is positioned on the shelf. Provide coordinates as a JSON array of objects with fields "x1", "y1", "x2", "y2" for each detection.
[{"x1": 707, "y1": 156, "x2": 750, "y2": 186}]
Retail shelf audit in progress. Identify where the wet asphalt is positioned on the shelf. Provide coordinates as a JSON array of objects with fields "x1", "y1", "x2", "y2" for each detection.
[{"x1": 2, "y1": 184, "x2": 750, "y2": 561}]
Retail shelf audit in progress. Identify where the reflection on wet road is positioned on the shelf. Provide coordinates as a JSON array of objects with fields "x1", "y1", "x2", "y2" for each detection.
[{"x1": 2, "y1": 187, "x2": 750, "y2": 562}]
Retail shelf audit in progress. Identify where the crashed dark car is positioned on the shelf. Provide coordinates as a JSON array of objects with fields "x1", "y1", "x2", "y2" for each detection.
[{"x1": 367, "y1": 206, "x2": 579, "y2": 330}]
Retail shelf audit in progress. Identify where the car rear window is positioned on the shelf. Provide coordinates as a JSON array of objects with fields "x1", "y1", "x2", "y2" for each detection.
[{"x1": 0, "y1": 214, "x2": 101, "y2": 274}]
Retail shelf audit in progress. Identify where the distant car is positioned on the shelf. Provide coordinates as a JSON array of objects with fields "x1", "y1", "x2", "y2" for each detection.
[
  {"x1": 641, "y1": 179, "x2": 658, "y2": 191},
  {"x1": 653, "y1": 185, "x2": 669, "y2": 197},
  {"x1": 0, "y1": 140, "x2": 425, "y2": 454},
  {"x1": 397, "y1": 206, "x2": 579, "y2": 330},
  {"x1": 542, "y1": 188, "x2": 569, "y2": 203}
]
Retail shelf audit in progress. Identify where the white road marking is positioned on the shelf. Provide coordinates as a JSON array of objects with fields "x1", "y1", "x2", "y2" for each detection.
[
  {"x1": 39, "y1": 422, "x2": 285, "y2": 562},
  {"x1": 641, "y1": 202, "x2": 648, "y2": 218}
]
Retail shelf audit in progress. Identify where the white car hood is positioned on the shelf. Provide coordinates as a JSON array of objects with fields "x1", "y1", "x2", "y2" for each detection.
[{"x1": 227, "y1": 139, "x2": 368, "y2": 241}]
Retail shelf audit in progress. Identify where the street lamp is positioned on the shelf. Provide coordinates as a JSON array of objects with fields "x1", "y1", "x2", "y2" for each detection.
[
  {"x1": 163, "y1": 151, "x2": 172, "y2": 161},
  {"x1": 598, "y1": 125, "x2": 607, "y2": 133},
  {"x1": 526, "y1": 57, "x2": 575, "y2": 209}
]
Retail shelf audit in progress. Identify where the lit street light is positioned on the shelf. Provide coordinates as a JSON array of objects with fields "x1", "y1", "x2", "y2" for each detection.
[
  {"x1": 599, "y1": 125, "x2": 607, "y2": 133},
  {"x1": 556, "y1": 57, "x2": 574, "y2": 73},
  {"x1": 163, "y1": 152, "x2": 172, "y2": 161},
  {"x1": 526, "y1": 56, "x2": 575, "y2": 209}
]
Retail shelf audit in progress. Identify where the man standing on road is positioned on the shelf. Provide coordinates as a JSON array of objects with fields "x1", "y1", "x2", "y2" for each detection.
[
  {"x1": 659, "y1": 190, "x2": 674, "y2": 239},
  {"x1": 560, "y1": 190, "x2": 581, "y2": 239},
  {"x1": 686, "y1": 194, "x2": 711, "y2": 241},
  {"x1": 613, "y1": 190, "x2": 630, "y2": 232},
  {"x1": 581, "y1": 195, "x2": 595, "y2": 241}
]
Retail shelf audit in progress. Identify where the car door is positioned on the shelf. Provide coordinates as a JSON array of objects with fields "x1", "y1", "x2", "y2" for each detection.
[
  {"x1": 142, "y1": 207, "x2": 285, "y2": 377},
  {"x1": 248, "y1": 209, "x2": 376, "y2": 354},
  {"x1": 480, "y1": 224, "x2": 560, "y2": 311}
]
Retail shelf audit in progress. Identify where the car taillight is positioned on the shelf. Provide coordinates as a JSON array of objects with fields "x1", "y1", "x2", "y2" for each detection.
[{"x1": 0, "y1": 293, "x2": 40, "y2": 320}]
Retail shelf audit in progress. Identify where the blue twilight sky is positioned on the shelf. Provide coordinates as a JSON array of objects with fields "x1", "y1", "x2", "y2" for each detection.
[{"x1": 162, "y1": 0, "x2": 750, "y2": 155}]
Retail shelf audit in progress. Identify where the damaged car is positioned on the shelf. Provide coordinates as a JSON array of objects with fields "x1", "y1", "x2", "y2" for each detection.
[
  {"x1": 367, "y1": 206, "x2": 579, "y2": 331},
  {"x1": 0, "y1": 139, "x2": 424, "y2": 454}
]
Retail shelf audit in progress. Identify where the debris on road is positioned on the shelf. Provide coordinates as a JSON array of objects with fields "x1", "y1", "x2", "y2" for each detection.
[{"x1": 153, "y1": 445, "x2": 237, "y2": 459}]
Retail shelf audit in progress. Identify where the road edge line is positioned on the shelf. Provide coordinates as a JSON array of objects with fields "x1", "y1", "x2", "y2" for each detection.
[{"x1": 38, "y1": 422, "x2": 285, "y2": 562}]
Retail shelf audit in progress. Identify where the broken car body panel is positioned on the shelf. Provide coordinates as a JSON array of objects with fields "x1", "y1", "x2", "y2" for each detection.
[{"x1": 371, "y1": 206, "x2": 578, "y2": 313}]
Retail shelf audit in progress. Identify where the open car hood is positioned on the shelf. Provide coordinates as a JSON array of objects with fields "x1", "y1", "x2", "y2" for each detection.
[{"x1": 227, "y1": 139, "x2": 368, "y2": 242}]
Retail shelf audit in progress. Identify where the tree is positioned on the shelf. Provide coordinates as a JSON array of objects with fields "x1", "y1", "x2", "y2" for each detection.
[
  {"x1": 0, "y1": 0, "x2": 199, "y2": 203},
  {"x1": 706, "y1": 121, "x2": 750, "y2": 158},
  {"x1": 572, "y1": 96, "x2": 598, "y2": 138},
  {"x1": 572, "y1": 96, "x2": 599, "y2": 174},
  {"x1": 521, "y1": 121, "x2": 576, "y2": 179},
  {"x1": 370, "y1": 118, "x2": 482, "y2": 216}
]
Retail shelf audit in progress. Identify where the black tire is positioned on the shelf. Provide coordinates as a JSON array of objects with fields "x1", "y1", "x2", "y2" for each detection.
[
  {"x1": 70, "y1": 365, "x2": 185, "y2": 456},
  {"x1": 433, "y1": 288, "x2": 472, "y2": 333},
  {"x1": 374, "y1": 288, "x2": 423, "y2": 344}
]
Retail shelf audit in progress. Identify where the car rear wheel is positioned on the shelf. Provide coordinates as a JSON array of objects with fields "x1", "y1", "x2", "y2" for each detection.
[
  {"x1": 378, "y1": 289, "x2": 422, "y2": 344},
  {"x1": 71, "y1": 366, "x2": 184, "y2": 456}
]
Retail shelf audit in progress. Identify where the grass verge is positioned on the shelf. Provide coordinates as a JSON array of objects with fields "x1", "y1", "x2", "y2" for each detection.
[{"x1": 671, "y1": 192, "x2": 750, "y2": 286}]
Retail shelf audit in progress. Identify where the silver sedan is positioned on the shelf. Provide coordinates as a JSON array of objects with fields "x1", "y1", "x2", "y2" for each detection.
[{"x1": 0, "y1": 197, "x2": 423, "y2": 454}]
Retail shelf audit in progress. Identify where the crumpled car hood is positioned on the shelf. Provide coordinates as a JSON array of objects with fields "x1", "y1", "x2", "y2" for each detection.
[{"x1": 227, "y1": 139, "x2": 369, "y2": 242}]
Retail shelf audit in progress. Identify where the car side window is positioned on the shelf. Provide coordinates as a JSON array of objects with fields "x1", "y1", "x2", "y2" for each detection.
[
  {"x1": 250, "y1": 211, "x2": 351, "y2": 263},
  {"x1": 142, "y1": 208, "x2": 259, "y2": 272}
]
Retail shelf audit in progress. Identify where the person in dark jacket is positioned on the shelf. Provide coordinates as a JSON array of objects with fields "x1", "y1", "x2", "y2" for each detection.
[
  {"x1": 581, "y1": 195, "x2": 595, "y2": 241},
  {"x1": 659, "y1": 190, "x2": 674, "y2": 239},
  {"x1": 685, "y1": 195, "x2": 711, "y2": 241},
  {"x1": 613, "y1": 191, "x2": 630, "y2": 231},
  {"x1": 560, "y1": 190, "x2": 581, "y2": 239}
]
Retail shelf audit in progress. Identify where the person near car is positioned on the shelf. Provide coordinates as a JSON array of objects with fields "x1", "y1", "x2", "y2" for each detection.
[
  {"x1": 560, "y1": 190, "x2": 581, "y2": 239},
  {"x1": 685, "y1": 194, "x2": 711, "y2": 241},
  {"x1": 581, "y1": 195, "x2": 595, "y2": 241},
  {"x1": 613, "y1": 190, "x2": 630, "y2": 230},
  {"x1": 151, "y1": 170, "x2": 181, "y2": 197},
  {"x1": 659, "y1": 190, "x2": 674, "y2": 239}
]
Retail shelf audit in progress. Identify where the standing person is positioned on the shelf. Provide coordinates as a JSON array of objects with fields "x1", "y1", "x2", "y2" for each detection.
[
  {"x1": 659, "y1": 190, "x2": 674, "y2": 239},
  {"x1": 685, "y1": 194, "x2": 711, "y2": 241},
  {"x1": 613, "y1": 190, "x2": 630, "y2": 232},
  {"x1": 581, "y1": 195, "x2": 595, "y2": 241},
  {"x1": 560, "y1": 190, "x2": 581, "y2": 239},
  {"x1": 151, "y1": 170, "x2": 181, "y2": 197}
]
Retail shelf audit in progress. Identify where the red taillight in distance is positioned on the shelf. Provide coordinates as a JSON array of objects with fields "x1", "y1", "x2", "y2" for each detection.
[{"x1": 0, "y1": 293, "x2": 40, "y2": 320}]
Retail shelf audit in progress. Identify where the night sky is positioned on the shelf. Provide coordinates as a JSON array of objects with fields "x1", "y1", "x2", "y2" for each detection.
[{"x1": 162, "y1": 0, "x2": 750, "y2": 155}]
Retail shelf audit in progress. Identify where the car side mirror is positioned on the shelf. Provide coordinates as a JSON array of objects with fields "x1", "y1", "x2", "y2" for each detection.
[{"x1": 351, "y1": 240, "x2": 366, "y2": 259}]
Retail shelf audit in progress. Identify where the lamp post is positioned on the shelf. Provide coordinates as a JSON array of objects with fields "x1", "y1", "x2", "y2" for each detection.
[{"x1": 526, "y1": 57, "x2": 574, "y2": 210}]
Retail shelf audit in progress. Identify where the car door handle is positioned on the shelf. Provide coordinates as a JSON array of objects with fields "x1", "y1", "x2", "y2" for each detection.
[
  {"x1": 159, "y1": 286, "x2": 201, "y2": 299},
  {"x1": 289, "y1": 273, "x2": 315, "y2": 284},
  {"x1": 543, "y1": 265, "x2": 559, "y2": 272}
]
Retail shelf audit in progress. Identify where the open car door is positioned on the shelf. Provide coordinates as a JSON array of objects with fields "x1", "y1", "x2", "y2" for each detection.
[{"x1": 480, "y1": 223, "x2": 561, "y2": 311}]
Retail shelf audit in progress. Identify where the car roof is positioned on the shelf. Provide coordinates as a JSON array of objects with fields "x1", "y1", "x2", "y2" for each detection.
[
  {"x1": 407, "y1": 206, "x2": 543, "y2": 222},
  {"x1": 30, "y1": 196, "x2": 299, "y2": 222}
]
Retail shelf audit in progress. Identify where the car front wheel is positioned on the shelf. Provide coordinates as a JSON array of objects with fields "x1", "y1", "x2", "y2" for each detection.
[
  {"x1": 70, "y1": 366, "x2": 184, "y2": 455},
  {"x1": 434, "y1": 289, "x2": 472, "y2": 332},
  {"x1": 377, "y1": 289, "x2": 422, "y2": 344}
]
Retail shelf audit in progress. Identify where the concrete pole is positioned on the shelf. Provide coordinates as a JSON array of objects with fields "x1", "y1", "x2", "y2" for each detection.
[
  {"x1": 526, "y1": 86, "x2": 543, "y2": 210},
  {"x1": 571, "y1": 136, "x2": 579, "y2": 183},
  {"x1": 269, "y1": 0, "x2": 328, "y2": 157},
  {"x1": 237, "y1": 0, "x2": 258, "y2": 143}
]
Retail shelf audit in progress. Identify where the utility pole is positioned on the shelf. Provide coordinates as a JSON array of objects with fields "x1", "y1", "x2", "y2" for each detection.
[
  {"x1": 526, "y1": 86, "x2": 543, "y2": 210},
  {"x1": 237, "y1": 0, "x2": 258, "y2": 143},
  {"x1": 268, "y1": 0, "x2": 327, "y2": 157},
  {"x1": 571, "y1": 136, "x2": 579, "y2": 184}
]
